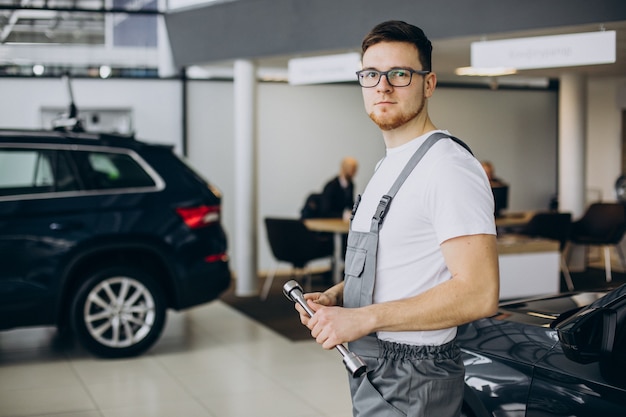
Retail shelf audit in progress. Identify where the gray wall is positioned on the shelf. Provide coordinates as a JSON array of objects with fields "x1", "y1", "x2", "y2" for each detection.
[
  {"x1": 0, "y1": 77, "x2": 570, "y2": 273},
  {"x1": 183, "y1": 80, "x2": 557, "y2": 271}
]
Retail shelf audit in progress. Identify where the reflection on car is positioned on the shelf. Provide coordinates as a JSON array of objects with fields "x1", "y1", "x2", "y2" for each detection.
[{"x1": 458, "y1": 284, "x2": 626, "y2": 416}]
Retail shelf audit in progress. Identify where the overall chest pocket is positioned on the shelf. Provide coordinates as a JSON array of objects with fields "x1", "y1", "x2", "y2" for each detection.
[{"x1": 345, "y1": 246, "x2": 367, "y2": 278}]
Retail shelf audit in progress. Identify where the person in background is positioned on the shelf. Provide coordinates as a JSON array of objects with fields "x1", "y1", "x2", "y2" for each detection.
[
  {"x1": 481, "y1": 160, "x2": 506, "y2": 187},
  {"x1": 481, "y1": 160, "x2": 510, "y2": 217},
  {"x1": 293, "y1": 20, "x2": 499, "y2": 417},
  {"x1": 320, "y1": 156, "x2": 359, "y2": 220}
]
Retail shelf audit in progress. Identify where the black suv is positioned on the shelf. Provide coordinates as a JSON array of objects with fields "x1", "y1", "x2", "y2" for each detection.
[{"x1": 0, "y1": 128, "x2": 231, "y2": 358}]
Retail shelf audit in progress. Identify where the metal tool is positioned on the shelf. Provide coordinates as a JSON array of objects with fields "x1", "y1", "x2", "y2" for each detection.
[{"x1": 283, "y1": 280, "x2": 367, "y2": 378}]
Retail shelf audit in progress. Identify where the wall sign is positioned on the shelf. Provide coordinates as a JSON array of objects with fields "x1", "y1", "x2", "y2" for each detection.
[
  {"x1": 472, "y1": 31, "x2": 616, "y2": 70},
  {"x1": 288, "y1": 52, "x2": 361, "y2": 85}
]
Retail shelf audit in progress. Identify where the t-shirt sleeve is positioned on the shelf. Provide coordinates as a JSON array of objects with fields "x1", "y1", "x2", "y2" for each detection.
[{"x1": 425, "y1": 145, "x2": 497, "y2": 244}]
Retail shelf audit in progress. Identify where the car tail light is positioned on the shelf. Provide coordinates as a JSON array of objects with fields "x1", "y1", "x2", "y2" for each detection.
[
  {"x1": 176, "y1": 205, "x2": 220, "y2": 229},
  {"x1": 205, "y1": 253, "x2": 229, "y2": 263}
]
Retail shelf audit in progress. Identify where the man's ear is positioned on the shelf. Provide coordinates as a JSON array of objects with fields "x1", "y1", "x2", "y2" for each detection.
[{"x1": 424, "y1": 72, "x2": 437, "y2": 98}]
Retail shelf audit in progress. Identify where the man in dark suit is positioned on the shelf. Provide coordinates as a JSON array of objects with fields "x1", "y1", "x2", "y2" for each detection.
[{"x1": 320, "y1": 156, "x2": 358, "y2": 219}]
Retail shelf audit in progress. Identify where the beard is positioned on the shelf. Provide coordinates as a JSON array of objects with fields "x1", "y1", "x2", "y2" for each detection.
[{"x1": 368, "y1": 94, "x2": 426, "y2": 131}]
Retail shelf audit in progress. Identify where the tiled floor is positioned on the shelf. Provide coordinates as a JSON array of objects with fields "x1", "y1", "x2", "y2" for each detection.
[
  {"x1": 0, "y1": 301, "x2": 353, "y2": 417},
  {"x1": 3, "y1": 254, "x2": 624, "y2": 417}
]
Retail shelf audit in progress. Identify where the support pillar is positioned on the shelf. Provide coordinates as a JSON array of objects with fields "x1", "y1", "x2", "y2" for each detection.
[
  {"x1": 233, "y1": 59, "x2": 258, "y2": 296},
  {"x1": 558, "y1": 73, "x2": 587, "y2": 219},
  {"x1": 559, "y1": 73, "x2": 587, "y2": 272}
]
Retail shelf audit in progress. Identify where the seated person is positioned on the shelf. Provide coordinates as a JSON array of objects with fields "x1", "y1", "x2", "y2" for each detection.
[
  {"x1": 319, "y1": 156, "x2": 358, "y2": 220},
  {"x1": 481, "y1": 160, "x2": 509, "y2": 217},
  {"x1": 481, "y1": 160, "x2": 506, "y2": 187}
]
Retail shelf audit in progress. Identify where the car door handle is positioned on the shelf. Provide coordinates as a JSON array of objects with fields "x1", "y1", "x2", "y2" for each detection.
[{"x1": 49, "y1": 221, "x2": 84, "y2": 231}]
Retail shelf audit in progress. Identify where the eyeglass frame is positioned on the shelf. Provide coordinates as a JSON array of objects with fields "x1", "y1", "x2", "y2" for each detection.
[{"x1": 355, "y1": 68, "x2": 431, "y2": 88}]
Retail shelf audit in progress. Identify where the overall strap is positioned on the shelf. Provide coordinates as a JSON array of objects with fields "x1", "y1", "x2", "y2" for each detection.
[{"x1": 371, "y1": 132, "x2": 473, "y2": 230}]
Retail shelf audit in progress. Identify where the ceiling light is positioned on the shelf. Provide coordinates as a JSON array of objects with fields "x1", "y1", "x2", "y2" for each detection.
[
  {"x1": 455, "y1": 66, "x2": 517, "y2": 76},
  {"x1": 99, "y1": 65, "x2": 112, "y2": 78},
  {"x1": 32, "y1": 64, "x2": 45, "y2": 76}
]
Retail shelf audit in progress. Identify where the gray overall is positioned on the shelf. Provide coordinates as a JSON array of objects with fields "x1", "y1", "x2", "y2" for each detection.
[{"x1": 343, "y1": 133, "x2": 471, "y2": 417}]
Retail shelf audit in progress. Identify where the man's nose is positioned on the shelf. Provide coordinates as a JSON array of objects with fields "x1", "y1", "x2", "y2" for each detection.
[{"x1": 377, "y1": 74, "x2": 393, "y2": 90}]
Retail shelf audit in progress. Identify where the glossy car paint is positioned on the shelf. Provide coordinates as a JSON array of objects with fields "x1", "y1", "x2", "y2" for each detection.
[
  {"x1": 458, "y1": 289, "x2": 626, "y2": 416},
  {"x1": 0, "y1": 130, "x2": 231, "y2": 333}
]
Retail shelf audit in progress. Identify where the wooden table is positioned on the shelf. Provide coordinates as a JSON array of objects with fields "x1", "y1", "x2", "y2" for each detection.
[
  {"x1": 495, "y1": 211, "x2": 535, "y2": 229},
  {"x1": 304, "y1": 217, "x2": 561, "y2": 299},
  {"x1": 304, "y1": 218, "x2": 349, "y2": 284}
]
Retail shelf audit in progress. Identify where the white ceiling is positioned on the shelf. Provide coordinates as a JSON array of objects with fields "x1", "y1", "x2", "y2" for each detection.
[
  {"x1": 433, "y1": 21, "x2": 626, "y2": 81},
  {"x1": 1, "y1": 1, "x2": 624, "y2": 84},
  {"x1": 249, "y1": 21, "x2": 626, "y2": 86}
]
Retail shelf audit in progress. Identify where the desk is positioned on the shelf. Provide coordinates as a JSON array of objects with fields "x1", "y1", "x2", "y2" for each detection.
[
  {"x1": 497, "y1": 234, "x2": 560, "y2": 299},
  {"x1": 304, "y1": 220, "x2": 561, "y2": 299},
  {"x1": 495, "y1": 211, "x2": 535, "y2": 229},
  {"x1": 304, "y1": 218, "x2": 349, "y2": 284}
]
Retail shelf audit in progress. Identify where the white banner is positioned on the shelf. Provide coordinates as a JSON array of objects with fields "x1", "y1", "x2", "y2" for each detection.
[
  {"x1": 472, "y1": 31, "x2": 616, "y2": 70},
  {"x1": 288, "y1": 52, "x2": 361, "y2": 85}
]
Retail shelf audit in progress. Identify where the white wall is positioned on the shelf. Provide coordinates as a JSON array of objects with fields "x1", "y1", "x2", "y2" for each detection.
[
  {"x1": 430, "y1": 87, "x2": 558, "y2": 211},
  {"x1": 1, "y1": 75, "x2": 622, "y2": 275},
  {"x1": 0, "y1": 78, "x2": 183, "y2": 150},
  {"x1": 185, "y1": 81, "x2": 383, "y2": 273},
  {"x1": 185, "y1": 80, "x2": 558, "y2": 272}
]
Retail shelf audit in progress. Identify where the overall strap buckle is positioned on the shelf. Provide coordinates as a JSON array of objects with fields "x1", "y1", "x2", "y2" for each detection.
[
  {"x1": 373, "y1": 195, "x2": 392, "y2": 225},
  {"x1": 350, "y1": 194, "x2": 362, "y2": 221}
]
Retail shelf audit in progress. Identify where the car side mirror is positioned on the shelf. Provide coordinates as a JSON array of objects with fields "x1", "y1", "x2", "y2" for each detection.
[
  {"x1": 553, "y1": 306, "x2": 606, "y2": 364},
  {"x1": 553, "y1": 285, "x2": 626, "y2": 367}
]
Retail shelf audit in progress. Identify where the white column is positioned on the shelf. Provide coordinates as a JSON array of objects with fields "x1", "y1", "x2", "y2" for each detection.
[
  {"x1": 558, "y1": 73, "x2": 587, "y2": 219},
  {"x1": 559, "y1": 73, "x2": 587, "y2": 272},
  {"x1": 157, "y1": 0, "x2": 177, "y2": 78},
  {"x1": 234, "y1": 59, "x2": 258, "y2": 296}
]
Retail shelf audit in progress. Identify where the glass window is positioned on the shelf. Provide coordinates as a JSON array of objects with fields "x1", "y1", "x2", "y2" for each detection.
[
  {"x1": 0, "y1": 148, "x2": 78, "y2": 196},
  {"x1": 84, "y1": 151, "x2": 155, "y2": 190}
]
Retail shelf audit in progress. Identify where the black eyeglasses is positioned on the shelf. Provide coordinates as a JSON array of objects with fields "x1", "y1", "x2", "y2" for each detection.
[{"x1": 356, "y1": 68, "x2": 430, "y2": 88}]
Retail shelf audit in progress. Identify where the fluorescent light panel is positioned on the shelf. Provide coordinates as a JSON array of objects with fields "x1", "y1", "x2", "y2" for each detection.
[{"x1": 455, "y1": 66, "x2": 517, "y2": 76}]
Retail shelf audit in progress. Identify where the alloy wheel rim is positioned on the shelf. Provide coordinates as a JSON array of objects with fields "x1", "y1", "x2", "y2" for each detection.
[{"x1": 83, "y1": 276, "x2": 156, "y2": 348}]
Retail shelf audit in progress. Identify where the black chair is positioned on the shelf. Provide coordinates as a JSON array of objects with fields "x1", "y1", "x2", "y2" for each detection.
[
  {"x1": 569, "y1": 203, "x2": 626, "y2": 283},
  {"x1": 262, "y1": 217, "x2": 334, "y2": 300},
  {"x1": 518, "y1": 211, "x2": 574, "y2": 291}
]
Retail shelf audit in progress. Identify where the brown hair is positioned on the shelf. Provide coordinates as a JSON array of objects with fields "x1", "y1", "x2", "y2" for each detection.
[{"x1": 361, "y1": 20, "x2": 433, "y2": 72}]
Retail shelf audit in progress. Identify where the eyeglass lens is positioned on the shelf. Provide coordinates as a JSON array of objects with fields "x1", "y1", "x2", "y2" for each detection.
[{"x1": 358, "y1": 69, "x2": 414, "y2": 88}]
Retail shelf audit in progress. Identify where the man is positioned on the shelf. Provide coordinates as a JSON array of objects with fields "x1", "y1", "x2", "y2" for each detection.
[
  {"x1": 481, "y1": 160, "x2": 507, "y2": 187},
  {"x1": 295, "y1": 21, "x2": 500, "y2": 417},
  {"x1": 320, "y1": 156, "x2": 359, "y2": 220}
]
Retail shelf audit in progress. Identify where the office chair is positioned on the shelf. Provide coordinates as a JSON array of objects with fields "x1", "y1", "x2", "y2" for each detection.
[
  {"x1": 262, "y1": 217, "x2": 334, "y2": 300},
  {"x1": 569, "y1": 203, "x2": 626, "y2": 283},
  {"x1": 518, "y1": 211, "x2": 574, "y2": 291}
]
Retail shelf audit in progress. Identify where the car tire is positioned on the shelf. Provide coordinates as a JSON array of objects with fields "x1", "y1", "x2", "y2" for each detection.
[{"x1": 70, "y1": 265, "x2": 166, "y2": 358}]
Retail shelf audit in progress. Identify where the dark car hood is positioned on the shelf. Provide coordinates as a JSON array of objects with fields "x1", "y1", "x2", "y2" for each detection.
[{"x1": 494, "y1": 290, "x2": 610, "y2": 328}]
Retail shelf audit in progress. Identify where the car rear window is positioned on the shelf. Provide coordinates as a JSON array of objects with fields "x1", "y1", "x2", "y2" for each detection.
[{"x1": 83, "y1": 151, "x2": 156, "y2": 190}]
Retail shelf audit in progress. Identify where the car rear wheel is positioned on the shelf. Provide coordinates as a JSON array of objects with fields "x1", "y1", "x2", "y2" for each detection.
[{"x1": 71, "y1": 266, "x2": 166, "y2": 358}]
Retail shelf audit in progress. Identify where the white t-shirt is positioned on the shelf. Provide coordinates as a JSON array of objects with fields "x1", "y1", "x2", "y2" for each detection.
[{"x1": 351, "y1": 130, "x2": 496, "y2": 346}]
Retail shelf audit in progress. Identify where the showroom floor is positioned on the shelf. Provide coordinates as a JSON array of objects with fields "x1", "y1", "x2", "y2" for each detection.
[
  {"x1": 2, "y1": 258, "x2": 624, "y2": 417},
  {"x1": 0, "y1": 301, "x2": 352, "y2": 417}
]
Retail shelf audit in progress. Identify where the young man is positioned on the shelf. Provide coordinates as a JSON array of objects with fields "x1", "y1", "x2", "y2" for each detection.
[{"x1": 295, "y1": 21, "x2": 500, "y2": 417}]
